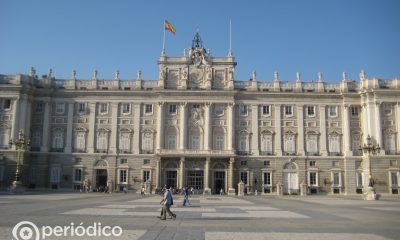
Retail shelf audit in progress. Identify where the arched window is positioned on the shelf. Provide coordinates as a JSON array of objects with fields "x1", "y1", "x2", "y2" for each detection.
[
  {"x1": 329, "y1": 133, "x2": 341, "y2": 154},
  {"x1": 97, "y1": 129, "x2": 109, "y2": 151},
  {"x1": 52, "y1": 130, "x2": 64, "y2": 149},
  {"x1": 165, "y1": 127, "x2": 177, "y2": 150},
  {"x1": 213, "y1": 127, "x2": 225, "y2": 150},
  {"x1": 75, "y1": 132, "x2": 86, "y2": 150},
  {"x1": 238, "y1": 131, "x2": 249, "y2": 152},
  {"x1": 260, "y1": 131, "x2": 273, "y2": 155},
  {"x1": 284, "y1": 133, "x2": 296, "y2": 154},
  {"x1": 119, "y1": 131, "x2": 131, "y2": 151},
  {"x1": 189, "y1": 128, "x2": 201, "y2": 150},
  {"x1": 142, "y1": 131, "x2": 154, "y2": 153}
]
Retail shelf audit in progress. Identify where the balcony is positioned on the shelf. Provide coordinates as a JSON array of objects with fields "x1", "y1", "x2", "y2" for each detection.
[
  {"x1": 95, "y1": 149, "x2": 108, "y2": 154},
  {"x1": 283, "y1": 152, "x2": 296, "y2": 156},
  {"x1": 236, "y1": 150, "x2": 251, "y2": 155},
  {"x1": 306, "y1": 152, "x2": 320, "y2": 156},
  {"x1": 156, "y1": 149, "x2": 235, "y2": 156},
  {"x1": 119, "y1": 150, "x2": 132, "y2": 154},
  {"x1": 260, "y1": 151, "x2": 274, "y2": 156},
  {"x1": 328, "y1": 152, "x2": 343, "y2": 156},
  {"x1": 141, "y1": 150, "x2": 154, "y2": 154},
  {"x1": 73, "y1": 149, "x2": 87, "y2": 153}
]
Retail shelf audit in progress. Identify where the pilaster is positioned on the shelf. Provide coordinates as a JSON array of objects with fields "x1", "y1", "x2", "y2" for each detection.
[
  {"x1": 397, "y1": 102, "x2": 400, "y2": 153},
  {"x1": 274, "y1": 105, "x2": 282, "y2": 156},
  {"x1": 64, "y1": 103, "x2": 74, "y2": 153},
  {"x1": 297, "y1": 105, "x2": 305, "y2": 155},
  {"x1": 156, "y1": 102, "x2": 165, "y2": 150},
  {"x1": 87, "y1": 102, "x2": 96, "y2": 153},
  {"x1": 179, "y1": 102, "x2": 187, "y2": 150},
  {"x1": 41, "y1": 100, "x2": 50, "y2": 152},
  {"x1": 375, "y1": 102, "x2": 383, "y2": 152},
  {"x1": 179, "y1": 157, "x2": 185, "y2": 189},
  {"x1": 109, "y1": 103, "x2": 118, "y2": 153},
  {"x1": 228, "y1": 157, "x2": 236, "y2": 195},
  {"x1": 319, "y1": 105, "x2": 327, "y2": 156},
  {"x1": 343, "y1": 104, "x2": 352, "y2": 156},
  {"x1": 133, "y1": 104, "x2": 141, "y2": 153},
  {"x1": 227, "y1": 103, "x2": 235, "y2": 151},
  {"x1": 204, "y1": 102, "x2": 211, "y2": 150},
  {"x1": 204, "y1": 157, "x2": 211, "y2": 194},
  {"x1": 251, "y1": 104, "x2": 259, "y2": 155},
  {"x1": 10, "y1": 98, "x2": 19, "y2": 149}
]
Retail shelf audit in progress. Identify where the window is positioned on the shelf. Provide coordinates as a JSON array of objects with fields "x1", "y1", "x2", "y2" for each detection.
[
  {"x1": 390, "y1": 172, "x2": 398, "y2": 187},
  {"x1": 240, "y1": 160, "x2": 247, "y2": 166},
  {"x1": 0, "y1": 129, "x2": 8, "y2": 148},
  {"x1": 263, "y1": 172, "x2": 271, "y2": 185},
  {"x1": 192, "y1": 104, "x2": 200, "y2": 109},
  {"x1": 143, "y1": 159, "x2": 150, "y2": 165},
  {"x1": 309, "y1": 161, "x2": 316, "y2": 167},
  {"x1": 309, "y1": 172, "x2": 318, "y2": 186},
  {"x1": 239, "y1": 105, "x2": 248, "y2": 116},
  {"x1": 145, "y1": 104, "x2": 153, "y2": 114},
  {"x1": 262, "y1": 105, "x2": 270, "y2": 115},
  {"x1": 97, "y1": 132, "x2": 108, "y2": 150},
  {"x1": 74, "y1": 169, "x2": 82, "y2": 182},
  {"x1": 329, "y1": 135, "x2": 340, "y2": 154},
  {"x1": 332, "y1": 161, "x2": 339, "y2": 167},
  {"x1": 52, "y1": 131, "x2": 64, "y2": 149},
  {"x1": 384, "y1": 104, "x2": 392, "y2": 115},
  {"x1": 215, "y1": 105, "x2": 224, "y2": 116},
  {"x1": 284, "y1": 134, "x2": 295, "y2": 153},
  {"x1": 119, "y1": 133, "x2": 131, "y2": 151},
  {"x1": 119, "y1": 170, "x2": 127, "y2": 183},
  {"x1": 3, "y1": 99, "x2": 11, "y2": 110},
  {"x1": 167, "y1": 135, "x2": 176, "y2": 149},
  {"x1": 74, "y1": 132, "x2": 86, "y2": 150},
  {"x1": 352, "y1": 135, "x2": 361, "y2": 155},
  {"x1": 356, "y1": 172, "x2": 363, "y2": 188},
  {"x1": 240, "y1": 172, "x2": 248, "y2": 184},
  {"x1": 0, "y1": 166, "x2": 3, "y2": 182},
  {"x1": 284, "y1": 106, "x2": 293, "y2": 116},
  {"x1": 120, "y1": 159, "x2": 128, "y2": 164},
  {"x1": 390, "y1": 160, "x2": 398, "y2": 167},
  {"x1": 142, "y1": 132, "x2": 153, "y2": 152},
  {"x1": 35, "y1": 102, "x2": 43, "y2": 113},
  {"x1": 78, "y1": 103, "x2": 86, "y2": 114},
  {"x1": 191, "y1": 135, "x2": 200, "y2": 150},
  {"x1": 215, "y1": 135, "x2": 224, "y2": 150},
  {"x1": 143, "y1": 170, "x2": 150, "y2": 182},
  {"x1": 238, "y1": 134, "x2": 249, "y2": 151},
  {"x1": 332, "y1": 172, "x2": 340, "y2": 187},
  {"x1": 56, "y1": 103, "x2": 65, "y2": 114},
  {"x1": 99, "y1": 103, "x2": 108, "y2": 114},
  {"x1": 31, "y1": 131, "x2": 41, "y2": 148},
  {"x1": 169, "y1": 104, "x2": 177, "y2": 114},
  {"x1": 264, "y1": 161, "x2": 270, "y2": 166},
  {"x1": 306, "y1": 135, "x2": 318, "y2": 154},
  {"x1": 385, "y1": 133, "x2": 396, "y2": 154},
  {"x1": 307, "y1": 106, "x2": 315, "y2": 117},
  {"x1": 122, "y1": 103, "x2": 130, "y2": 114},
  {"x1": 351, "y1": 107, "x2": 359, "y2": 117},
  {"x1": 50, "y1": 167, "x2": 60, "y2": 183},
  {"x1": 261, "y1": 134, "x2": 273, "y2": 154},
  {"x1": 328, "y1": 106, "x2": 338, "y2": 117}
]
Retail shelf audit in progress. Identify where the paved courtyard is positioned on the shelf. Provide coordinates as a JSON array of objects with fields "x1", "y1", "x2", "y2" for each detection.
[{"x1": 0, "y1": 192, "x2": 399, "y2": 240}]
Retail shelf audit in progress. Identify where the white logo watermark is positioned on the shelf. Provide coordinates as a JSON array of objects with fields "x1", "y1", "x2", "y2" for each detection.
[{"x1": 12, "y1": 221, "x2": 122, "y2": 239}]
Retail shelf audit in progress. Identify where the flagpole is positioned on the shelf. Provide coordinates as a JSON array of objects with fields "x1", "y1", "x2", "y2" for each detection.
[
  {"x1": 228, "y1": 19, "x2": 232, "y2": 56},
  {"x1": 162, "y1": 20, "x2": 166, "y2": 56}
]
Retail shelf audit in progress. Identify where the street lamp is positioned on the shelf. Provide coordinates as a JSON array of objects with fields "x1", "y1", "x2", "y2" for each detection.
[
  {"x1": 358, "y1": 135, "x2": 380, "y2": 200},
  {"x1": 8, "y1": 129, "x2": 30, "y2": 187}
]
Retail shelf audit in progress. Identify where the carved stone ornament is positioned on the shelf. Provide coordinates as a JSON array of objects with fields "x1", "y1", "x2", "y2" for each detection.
[{"x1": 190, "y1": 107, "x2": 203, "y2": 126}]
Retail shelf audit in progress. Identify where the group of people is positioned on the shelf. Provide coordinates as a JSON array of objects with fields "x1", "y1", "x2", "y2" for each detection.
[{"x1": 157, "y1": 185, "x2": 196, "y2": 220}]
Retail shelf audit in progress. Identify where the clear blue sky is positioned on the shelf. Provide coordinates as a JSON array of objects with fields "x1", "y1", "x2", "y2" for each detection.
[{"x1": 1, "y1": 0, "x2": 399, "y2": 82}]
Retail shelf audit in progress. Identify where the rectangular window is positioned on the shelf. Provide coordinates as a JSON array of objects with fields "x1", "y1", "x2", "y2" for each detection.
[
  {"x1": 239, "y1": 135, "x2": 248, "y2": 151},
  {"x1": 263, "y1": 172, "x2": 271, "y2": 185},
  {"x1": 167, "y1": 135, "x2": 176, "y2": 149},
  {"x1": 285, "y1": 106, "x2": 293, "y2": 116},
  {"x1": 145, "y1": 104, "x2": 153, "y2": 114},
  {"x1": 119, "y1": 170, "x2": 127, "y2": 183},
  {"x1": 356, "y1": 172, "x2": 363, "y2": 187},
  {"x1": 120, "y1": 159, "x2": 127, "y2": 164},
  {"x1": 122, "y1": 103, "x2": 130, "y2": 114},
  {"x1": 169, "y1": 104, "x2": 177, "y2": 114},
  {"x1": 56, "y1": 103, "x2": 65, "y2": 114},
  {"x1": 99, "y1": 103, "x2": 108, "y2": 114},
  {"x1": 333, "y1": 172, "x2": 340, "y2": 186},
  {"x1": 143, "y1": 159, "x2": 150, "y2": 165},
  {"x1": 309, "y1": 172, "x2": 317, "y2": 186},
  {"x1": 309, "y1": 161, "x2": 316, "y2": 167},
  {"x1": 215, "y1": 105, "x2": 224, "y2": 116},
  {"x1": 240, "y1": 172, "x2": 248, "y2": 184},
  {"x1": 307, "y1": 106, "x2": 315, "y2": 117},
  {"x1": 3, "y1": 99, "x2": 11, "y2": 109},
  {"x1": 328, "y1": 106, "x2": 338, "y2": 117},
  {"x1": 192, "y1": 104, "x2": 200, "y2": 109},
  {"x1": 261, "y1": 134, "x2": 273, "y2": 154},
  {"x1": 215, "y1": 136, "x2": 224, "y2": 150},
  {"x1": 143, "y1": 170, "x2": 150, "y2": 182},
  {"x1": 74, "y1": 169, "x2": 82, "y2": 182},
  {"x1": 239, "y1": 105, "x2": 248, "y2": 116},
  {"x1": 262, "y1": 105, "x2": 270, "y2": 115},
  {"x1": 0, "y1": 166, "x2": 4, "y2": 182},
  {"x1": 240, "y1": 160, "x2": 247, "y2": 166},
  {"x1": 351, "y1": 107, "x2": 359, "y2": 117},
  {"x1": 384, "y1": 104, "x2": 392, "y2": 115},
  {"x1": 264, "y1": 160, "x2": 270, "y2": 166},
  {"x1": 78, "y1": 103, "x2": 86, "y2": 114},
  {"x1": 191, "y1": 135, "x2": 200, "y2": 150},
  {"x1": 391, "y1": 172, "x2": 398, "y2": 187},
  {"x1": 50, "y1": 167, "x2": 60, "y2": 183},
  {"x1": 35, "y1": 102, "x2": 43, "y2": 113}
]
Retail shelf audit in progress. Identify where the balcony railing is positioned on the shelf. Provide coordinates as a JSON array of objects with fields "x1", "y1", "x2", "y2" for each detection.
[
  {"x1": 236, "y1": 150, "x2": 251, "y2": 155},
  {"x1": 260, "y1": 151, "x2": 274, "y2": 156},
  {"x1": 328, "y1": 152, "x2": 343, "y2": 156},
  {"x1": 156, "y1": 149, "x2": 235, "y2": 155}
]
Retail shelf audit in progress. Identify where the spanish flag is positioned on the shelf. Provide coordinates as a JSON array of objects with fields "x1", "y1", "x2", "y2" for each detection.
[{"x1": 165, "y1": 20, "x2": 176, "y2": 35}]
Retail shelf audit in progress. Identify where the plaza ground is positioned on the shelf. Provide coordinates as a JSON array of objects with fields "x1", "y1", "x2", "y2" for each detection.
[{"x1": 0, "y1": 192, "x2": 399, "y2": 240}]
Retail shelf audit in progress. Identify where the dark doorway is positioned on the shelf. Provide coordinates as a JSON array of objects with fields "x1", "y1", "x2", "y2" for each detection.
[
  {"x1": 166, "y1": 170, "x2": 177, "y2": 188},
  {"x1": 96, "y1": 169, "x2": 108, "y2": 189},
  {"x1": 214, "y1": 171, "x2": 225, "y2": 194}
]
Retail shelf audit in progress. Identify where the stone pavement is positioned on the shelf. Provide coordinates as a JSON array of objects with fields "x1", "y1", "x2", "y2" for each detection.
[{"x1": 0, "y1": 193, "x2": 399, "y2": 239}]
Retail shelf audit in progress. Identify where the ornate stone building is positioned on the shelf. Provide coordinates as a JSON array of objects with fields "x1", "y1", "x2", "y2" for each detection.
[{"x1": 0, "y1": 33, "x2": 399, "y2": 195}]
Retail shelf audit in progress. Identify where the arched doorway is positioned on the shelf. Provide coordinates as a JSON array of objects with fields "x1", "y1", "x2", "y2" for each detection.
[
  {"x1": 212, "y1": 162, "x2": 227, "y2": 194},
  {"x1": 283, "y1": 162, "x2": 299, "y2": 195},
  {"x1": 94, "y1": 159, "x2": 108, "y2": 191},
  {"x1": 164, "y1": 161, "x2": 178, "y2": 188}
]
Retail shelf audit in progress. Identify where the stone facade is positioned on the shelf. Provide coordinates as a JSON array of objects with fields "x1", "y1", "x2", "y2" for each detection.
[{"x1": 0, "y1": 33, "x2": 399, "y2": 195}]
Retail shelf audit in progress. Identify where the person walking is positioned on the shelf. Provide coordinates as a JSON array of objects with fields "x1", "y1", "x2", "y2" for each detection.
[
  {"x1": 182, "y1": 186, "x2": 191, "y2": 206},
  {"x1": 159, "y1": 185, "x2": 176, "y2": 220},
  {"x1": 141, "y1": 186, "x2": 145, "y2": 197}
]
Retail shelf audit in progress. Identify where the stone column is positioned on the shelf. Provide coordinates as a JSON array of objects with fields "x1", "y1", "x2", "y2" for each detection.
[
  {"x1": 179, "y1": 157, "x2": 185, "y2": 189},
  {"x1": 10, "y1": 98, "x2": 19, "y2": 147},
  {"x1": 343, "y1": 104, "x2": 352, "y2": 156},
  {"x1": 87, "y1": 102, "x2": 96, "y2": 153},
  {"x1": 156, "y1": 102, "x2": 164, "y2": 150},
  {"x1": 64, "y1": 103, "x2": 74, "y2": 153},
  {"x1": 375, "y1": 102, "x2": 383, "y2": 151},
  {"x1": 397, "y1": 102, "x2": 400, "y2": 153},
  {"x1": 319, "y1": 105, "x2": 327, "y2": 156},
  {"x1": 204, "y1": 102, "x2": 211, "y2": 151},
  {"x1": 17, "y1": 95, "x2": 28, "y2": 136},
  {"x1": 297, "y1": 105, "x2": 305, "y2": 155},
  {"x1": 24, "y1": 99, "x2": 32, "y2": 139},
  {"x1": 41, "y1": 100, "x2": 50, "y2": 152},
  {"x1": 366, "y1": 100, "x2": 375, "y2": 139},
  {"x1": 274, "y1": 105, "x2": 282, "y2": 156},
  {"x1": 361, "y1": 103, "x2": 368, "y2": 141},
  {"x1": 155, "y1": 158, "x2": 161, "y2": 190},
  {"x1": 179, "y1": 102, "x2": 187, "y2": 150},
  {"x1": 133, "y1": 104, "x2": 141, "y2": 153},
  {"x1": 227, "y1": 103, "x2": 235, "y2": 151},
  {"x1": 228, "y1": 157, "x2": 235, "y2": 195},
  {"x1": 109, "y1": 103, "x2": 118, "y2": 154},
  {"x1": 204, "y1": 157, "x2": 211, "y2": 194},
  {"x1": 251, "y1": 104, "x2": 259, "y2": 155}
]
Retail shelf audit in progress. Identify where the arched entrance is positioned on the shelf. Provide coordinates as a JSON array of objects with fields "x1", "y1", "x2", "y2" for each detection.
[
  {"x1": 94, "y1": 159, "x2": 108, "y2": 191},
  {"x1": 212, "y1": 162, "x2": 227, "y2": 194},
  {"x1": 164, "y1": 161, "x2": 178, "y2": 188},
  {"x1": 283, "y1": 162, "x2": 299, "y2": 195}
]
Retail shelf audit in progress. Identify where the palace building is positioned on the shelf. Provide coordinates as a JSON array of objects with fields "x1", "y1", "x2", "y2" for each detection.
[{"x1": 0, "y1": 33, "x2": 399, "y2": 195}]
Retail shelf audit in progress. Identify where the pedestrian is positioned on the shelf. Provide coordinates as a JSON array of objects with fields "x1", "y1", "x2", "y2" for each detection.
[
  {"x1": 141, "y1": 186, "x2": 145, "y2": 197},
  {"x1": 123, "y1": 186, "x2": 127, "y2": 194},
  {"x1": 159, "y1": 185, "x2": 176, "y2": 220},
  {"x1": 220, "y1": 188, "x2": 224, "y2": 196},
  {"x1": 183, "y1": 186, "x2": 190, "y2": 206}
]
